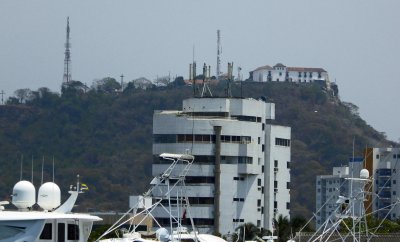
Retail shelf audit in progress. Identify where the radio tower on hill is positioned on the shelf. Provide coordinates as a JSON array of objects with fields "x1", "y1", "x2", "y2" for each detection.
[
  {"x1": 216, "y1": 30, "x2": 221, "y2": 80},
  {"x1": 63, "y1": 17, "x2": 72, "y2": 84}
]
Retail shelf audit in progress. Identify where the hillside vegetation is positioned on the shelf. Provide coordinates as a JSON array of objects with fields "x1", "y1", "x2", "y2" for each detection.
[{"x1": 0, "y1": 81, "x2": 394, "y2": 218}]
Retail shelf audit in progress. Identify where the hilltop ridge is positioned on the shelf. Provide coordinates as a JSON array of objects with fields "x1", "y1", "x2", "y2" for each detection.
[{"x1": 0, "y1": 81, "x2": 394, "y2": 218}]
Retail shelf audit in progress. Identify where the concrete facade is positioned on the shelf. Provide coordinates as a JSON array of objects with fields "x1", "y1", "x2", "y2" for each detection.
[
  {"x1": 315, "y1": 159, "x2": 363, "y2": 229},
  {"x1": 152, "y1": 97, "x2": 291, "y2": 235},
  {"x1": 365, "y1": 147, "x2": 400, "y2": 219}
]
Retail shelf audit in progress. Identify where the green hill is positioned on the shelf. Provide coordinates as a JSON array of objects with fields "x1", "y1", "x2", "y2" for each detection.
[{"x1": 0, "y1": 81, "x2": 394, "y2": 218}]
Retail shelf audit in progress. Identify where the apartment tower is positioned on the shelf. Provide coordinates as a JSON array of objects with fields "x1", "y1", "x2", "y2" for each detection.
[{"x1": 151, "y1": 97, "x2": 291, "y2": 235}]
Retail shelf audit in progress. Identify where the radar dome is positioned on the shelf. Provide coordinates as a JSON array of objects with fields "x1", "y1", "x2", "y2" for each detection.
[
  {"x1": 12, "y1": 180, "x2": 36, "y2": 209},
  {"x1": 38, "y1": 182, "x2": 61, "y2": 211},
  {"x1": 360, "y1": 169, "x2": 369, "y2": 179},
  {"x1": 156, "y1": 228, "x2": 170, "y2": 242}
]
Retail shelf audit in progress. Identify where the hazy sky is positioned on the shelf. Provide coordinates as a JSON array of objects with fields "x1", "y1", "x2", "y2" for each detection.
[{"x1": 1, "y1": 0, "x2": 399, "y2": 142}]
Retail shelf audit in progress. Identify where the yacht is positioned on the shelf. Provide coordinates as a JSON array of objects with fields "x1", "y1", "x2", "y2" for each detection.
[{"x1": 0, "y1": 177, "x2": 102, "y2": 242}]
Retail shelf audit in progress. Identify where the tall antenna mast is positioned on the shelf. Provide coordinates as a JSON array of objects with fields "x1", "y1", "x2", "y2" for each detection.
[
  {"x1": 0, "y1": 90, "x2": 4, "y2": 105},
  {"x1": 41, "y1": 156, "x2": 44, "y2": 185},
  {"x1": 20, "y1": 154, "x2": 23, "y2": 181},
  {"x1": 31, "y1": 155, "x2": 34, "y2": 183},
  {"x1": 120, "y1": 74, "x2": 124, "y2": 92},
  {"x1": 216, "y1": 30, "x2": 221, "y2": 80},
  {"x1": 63, "y1": 17, "x2": 72, "y2": 84},
  {"x1": 52, "y1": 157, "x2": 55, "y2": 183}
]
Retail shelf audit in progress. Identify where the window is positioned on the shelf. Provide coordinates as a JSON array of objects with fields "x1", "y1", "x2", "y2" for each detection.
[
  {"x1": 279, "y1": 72, "x2": 282, "y2": 76},
  {"x1": 234, "y1": 176, "x2": 245, "y2": 181},
  {"x1": 287, "y1": 161, "x2": 290, "y2": 169},
  {"x1": 233, "y1": 219, "x2": 244, "y2": 222},
  {"x1": 257, "y1": 199, "x2": 261, "y2": 207},
  {"x1": 233, "y1": 198, "x2": 245, "y2": 202},
  {"x1": 274, "y1": 160, "x2": 278, "y2": 167},
  {"x1": 393, "y1": 191, "x2": 397, "y2": 195},
  {"x1": 185, "y1": 176, "x2": 215, "y2": 184},
  {"x1": 262, "y1": 123, "x2": 265, "y2": 131},
  {"x1": 58, "y1": 223, "x2": 65, "y2": 242},
  {"x1": 287, "y1": 202, "x2": 290, "y2": 209},
  {"x1": 393, "y1": 180, "x2": 397, "y2": 185},
  {"x1": 258, "y1": 178, "x2": 262, "y2": 186},
  {"x1": 258, "y1": 137, "x2": 261, "y2": 144},
  {"x1": 275, "y1": 138, "x2": 291, "y2": 147},
  {"x1": 238, "y1": 157, "x2": 253, "y2": 164},
  {"x1": 376, "y1": 154, "x2": 380, "y2": 159},
  {"x1": 40, "y1": 223, "x2": 53, "y2": 240},
  {"x1": 274, "y1": 201, "x2": 277, "y2": 209},
  {"x1": 274, "y1": 181, "x2": 278, "y2": 188},
  {"x1": 262, "y1": 165, "x2": 264, "y2": 173},
  {"x1": 287, "y1": 182, "x2": 290, "y2": 189},
  {"x1": 262, "y1": 145, "x2": 265, "y2": 152}
]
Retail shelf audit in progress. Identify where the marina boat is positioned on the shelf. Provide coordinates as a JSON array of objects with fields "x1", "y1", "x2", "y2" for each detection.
[
  {"x1": 0, "y1": 176, "x2": 102, "y2": 242},
  {"x1": 97, "y1": 153, "x2": 226, "y2": 242}
]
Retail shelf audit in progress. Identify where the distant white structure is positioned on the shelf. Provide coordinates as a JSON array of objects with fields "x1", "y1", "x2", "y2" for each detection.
[
  {"x1": 365, "y1": 147, "x2": 400, "y2": 219},
  {"x1": 250, "y1": 63, "x2": 329, "y2": 84},
  {"x1": 152, "y1": 97, "x2": 291, "y2": 235},
  {"x1": 315, "y1": 158, "x2": 363, "y2": 229}
]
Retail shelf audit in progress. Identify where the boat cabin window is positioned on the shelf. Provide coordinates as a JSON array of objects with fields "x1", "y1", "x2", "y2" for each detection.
[
  {"x1": 181, "y1": 239, "x2": 196, "y2": 242},
  {"x1": 68, "y1": 223, "x2": 80, "y2": 240},
  {"x1": 58, "y1": 223, "x2": 65, "y2": 242},
  {"x1": 40, "y1": 223, "x2": 53, "y2": 240}
]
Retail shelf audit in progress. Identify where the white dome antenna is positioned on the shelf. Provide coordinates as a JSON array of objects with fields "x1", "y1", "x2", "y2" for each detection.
[
  {"x1": 38, "y1": 182, "x2": 61, "y2": 211},
  {"x1": 12, "y1": 180, "x2": 36, "y2": 210},
  {"x1": 360, "y1": 169, "x2": 369, "y2": 179}
]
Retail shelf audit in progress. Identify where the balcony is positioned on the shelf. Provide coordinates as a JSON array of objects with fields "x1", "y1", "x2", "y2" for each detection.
[{"x1": 238, "y1": 164, "x2": 260, "y2": 175}]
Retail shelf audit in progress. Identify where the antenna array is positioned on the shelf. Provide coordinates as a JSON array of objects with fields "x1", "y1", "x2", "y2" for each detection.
[{"x1": 63, "y1": 17, "x2": 72, "y2": 84}]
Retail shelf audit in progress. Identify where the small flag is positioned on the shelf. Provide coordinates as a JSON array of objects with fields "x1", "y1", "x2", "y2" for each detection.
[{"x1": 81, "y1": 183, "x2": 89, "y2": 191}]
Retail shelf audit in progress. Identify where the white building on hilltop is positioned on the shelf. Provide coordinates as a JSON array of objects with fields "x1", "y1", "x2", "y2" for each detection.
[
  {"x1": 250, "y1": 63, "x2": 329, "y2": 85},
  {"x1": 152, "y1": 97, "x2": 291, "y2": 235}
]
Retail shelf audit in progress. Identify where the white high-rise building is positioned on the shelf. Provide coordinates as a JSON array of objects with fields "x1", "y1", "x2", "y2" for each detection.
[
  {"x1": 315, "y1": 158, "x2": 363, "y2": 229},
  {"x1": 365, "y1": 147, "x2": 400, "y2": 219},
  {"x1": 152, "y1": 97, "x2": 291, "y2": 235}
]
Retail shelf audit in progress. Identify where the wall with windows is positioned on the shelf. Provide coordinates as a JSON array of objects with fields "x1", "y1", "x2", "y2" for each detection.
[
  {"x1": 370, "y1": 148, "x2": 400, "y2": 220},
  {"x1": 151, "y1": 98, "x2": 291, "y2": 235},
  {"x1": 250, "y1": 63, "x2": 329, "y2": 85},
  {"x1": 264, "y1": 124, "x2": 291, "y2": 231}
]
